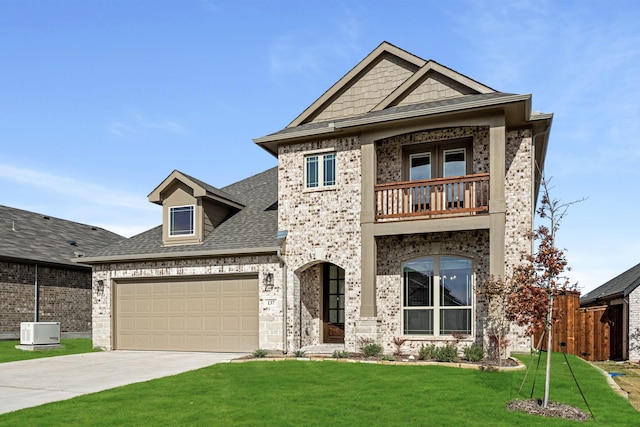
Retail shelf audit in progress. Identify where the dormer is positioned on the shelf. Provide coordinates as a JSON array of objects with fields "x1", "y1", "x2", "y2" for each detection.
[{"x1": 148, "y1": 170, "x2": 245, "y2": 246}]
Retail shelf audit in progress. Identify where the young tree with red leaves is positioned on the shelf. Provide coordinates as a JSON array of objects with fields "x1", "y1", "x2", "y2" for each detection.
[{"x1": 505, "y1": 177, "x2": 582, "y2": 408}]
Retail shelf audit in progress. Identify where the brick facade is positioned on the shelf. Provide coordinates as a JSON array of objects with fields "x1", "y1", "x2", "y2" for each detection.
[
  {"x1": 629, "y1": 287, "x2": 640, "y2": 362},
  {"x1": 0, "y1": 261, "x2": 91, "y2": 337}
]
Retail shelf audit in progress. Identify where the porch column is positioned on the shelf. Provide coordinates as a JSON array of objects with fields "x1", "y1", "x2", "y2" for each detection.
[
  {"x1": 360, "y1": 139, "x2": 377, "y2": 317},
  {"x1": 489, "y1": 119, "x2": 506, "y2": 279}
]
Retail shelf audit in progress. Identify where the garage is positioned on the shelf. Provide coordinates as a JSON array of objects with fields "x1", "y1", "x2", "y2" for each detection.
[{"x1": 114, "y1": 275, "x2": 258, "y2": 352}]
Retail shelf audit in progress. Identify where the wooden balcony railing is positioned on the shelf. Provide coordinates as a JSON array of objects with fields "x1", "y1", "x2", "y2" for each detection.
[{"x1": 374, "y1": 173, "x2": 490, "y2": 221}]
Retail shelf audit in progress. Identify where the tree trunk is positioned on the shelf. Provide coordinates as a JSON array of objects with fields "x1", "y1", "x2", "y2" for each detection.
[{"x1": 543, "y1": 292, "x2": 553, "y2": 407}]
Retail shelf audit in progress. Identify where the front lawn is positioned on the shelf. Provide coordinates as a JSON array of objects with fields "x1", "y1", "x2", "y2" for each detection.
[
  {"x1": 0, "y1": 338, "x2": 99, "y2": 363},
  {"x1": 0, "y1": 352, "x2": 637, "y2": 426}
]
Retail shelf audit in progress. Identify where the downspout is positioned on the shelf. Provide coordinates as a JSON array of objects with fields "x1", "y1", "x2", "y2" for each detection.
[
  {"x1": 277, "y1": 248, "x2": 288, "y2": 354},
  {"x1": 34, "y1": 263, "x2": 39, "y2": 322}
]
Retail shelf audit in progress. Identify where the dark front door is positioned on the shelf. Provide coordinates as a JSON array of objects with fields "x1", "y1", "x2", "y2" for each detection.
[
  {"x1": 608, "y1": 304, "x2": 624, "y2": 360},
  {"x1": 323, "y1": 263, "x2": 345, "y2": 343}
]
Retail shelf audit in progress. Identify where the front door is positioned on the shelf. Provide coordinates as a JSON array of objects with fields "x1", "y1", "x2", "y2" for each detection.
[{"x1": 323, "y1": 263, "x2": 345, "y2": 343}]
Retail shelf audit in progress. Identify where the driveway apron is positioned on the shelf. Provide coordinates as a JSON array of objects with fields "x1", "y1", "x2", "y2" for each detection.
[{"x1": 0, "y1": 351, "x2": 244, "y2": 415}]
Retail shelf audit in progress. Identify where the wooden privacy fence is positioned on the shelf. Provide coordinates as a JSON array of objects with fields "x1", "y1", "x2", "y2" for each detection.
[{"x1": 532, "y1": 291, "x2": 610, "y2": 362}]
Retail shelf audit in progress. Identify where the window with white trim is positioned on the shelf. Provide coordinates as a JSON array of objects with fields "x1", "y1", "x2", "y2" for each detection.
[
  {"x1": 305, "y1": 152, "x2": 336, "y2": 189},
  {"x1": 169, "y1": 205, "x2": 195, "y2": 236},
  {"x1": 403, "y1": 255, "x2": 473, "y2": 336}
]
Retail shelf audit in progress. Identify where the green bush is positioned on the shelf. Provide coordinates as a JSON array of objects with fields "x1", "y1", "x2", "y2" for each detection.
[
  {"x1": 252, "y1": 349, "x2": 268, "y2": 358},
  {"x1": 433, "y1": 345, "x2": 459, "y2": 362},
  {"x1": 380, "y1": 354, "x2": 396, "y2": 361},
  {"x1": 463, "y1": 344, "x2": 484, "y2": 362},
  {"x1": 293, "y1": 350, "x2": 307, "y2": 357},
  {"x1": 418, "y1": 344, "x2": 437, "y2": 360},
  {"x1": 362, "y1": 343, "x2": 383, "y2": 358},
  {"x1": 332, "y1": 349, "x2": 349, "y2": 359}
]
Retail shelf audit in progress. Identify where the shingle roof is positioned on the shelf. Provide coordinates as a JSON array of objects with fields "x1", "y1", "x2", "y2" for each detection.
[
  {"x1": 581, "y1": 262, "x2": 640, "y2": 305},
  {"x1": 85, "y1": 167, "x2": 280, "y2": 261},
  {"x1": 0, "y1": 205, "x2": 125, "y2": 268},
  {"x1": 258, "y1": 92, "x2": 517, "y2": 140}
]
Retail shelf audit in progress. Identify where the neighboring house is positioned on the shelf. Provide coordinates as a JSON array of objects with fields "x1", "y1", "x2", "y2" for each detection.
[
  {"x1": 0, "y1": 205, "x2": 124, "y2": 338},
  {"x1": 581, "y1": 262, "x2": 640, "y2": 362},
  {"x1": 81, "y1": 42, "x2": 553, "y2": 354}
]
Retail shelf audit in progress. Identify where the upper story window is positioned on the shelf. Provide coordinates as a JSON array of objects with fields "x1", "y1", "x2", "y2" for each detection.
[
  {"x1": 403, "y1": 255, "x2": 473, "y2": 336},
  {"x1": 169, "y1": 205, "x2": 195, "y2": 236},
  {"x1": 305, "y1": 152, "x2": 336, "y2": 189},
  {"x1": 404, "y1": 140, "x2": 470, "y2": 181}
]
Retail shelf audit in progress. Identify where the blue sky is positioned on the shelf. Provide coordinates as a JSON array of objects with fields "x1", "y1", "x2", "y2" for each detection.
[{"x1": 1, "y1": 0, "x2": 639, "y2": 293}]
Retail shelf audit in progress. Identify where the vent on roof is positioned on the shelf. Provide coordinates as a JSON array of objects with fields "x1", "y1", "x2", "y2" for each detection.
[
  {"x1": 66, "y1": 239, "x2": 77, "y2": 246},
  {"x1": 74, "y1": 251, "x2": 85, "y2": 258},
  {"x1": 43, "y1": 216, "x2": 50, "y2": 220}
]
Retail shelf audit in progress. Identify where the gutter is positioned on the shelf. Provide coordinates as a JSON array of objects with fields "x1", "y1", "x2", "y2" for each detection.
[
  {"x1": 254, "y1": 94, "x2": 532, "y2": 144},
  {"x1": 74, "y1": 246, "x2": 281, "y2": 264}
]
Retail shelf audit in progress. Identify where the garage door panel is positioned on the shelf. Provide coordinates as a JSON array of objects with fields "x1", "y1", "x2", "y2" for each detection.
[{"x1": 115, "y1": 276, "x2": 258, "y2": 352}]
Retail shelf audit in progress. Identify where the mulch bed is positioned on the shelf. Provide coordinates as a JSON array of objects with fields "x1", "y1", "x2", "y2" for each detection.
[{"x1": 507, "y1": 399, "x2": 589, "y2": 421}]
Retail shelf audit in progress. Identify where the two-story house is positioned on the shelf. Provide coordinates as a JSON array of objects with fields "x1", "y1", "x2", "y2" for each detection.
[{"x1": 82, "y1": 42, "x2": 552, "y2": 354}]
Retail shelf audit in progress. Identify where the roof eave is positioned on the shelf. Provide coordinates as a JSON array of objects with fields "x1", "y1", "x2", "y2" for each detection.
[
  {"x1": 254, "y1": 94, "x2": 532, "y2": 148},
  {"x1": 75, "y1": 246, "x2": 281, "y2": 264}
]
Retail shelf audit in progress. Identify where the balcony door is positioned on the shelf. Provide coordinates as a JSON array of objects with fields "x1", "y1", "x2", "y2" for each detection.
[{"x1": 443, "y1": 148, "x2": 466, "y2": 208}]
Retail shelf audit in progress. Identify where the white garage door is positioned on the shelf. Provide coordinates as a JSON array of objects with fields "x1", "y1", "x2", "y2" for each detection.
[{"x1": 114, "y1": 276, "x2": 258, "y2": 352}]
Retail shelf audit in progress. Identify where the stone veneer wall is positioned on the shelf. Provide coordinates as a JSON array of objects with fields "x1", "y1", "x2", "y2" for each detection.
[
  {"x1": 376, "y1": 231, "x2": 490, "y2": 353},
  {"x1": 278, "y1": 136, "x2": 362, "y2": 351},
  {"x1": 629, "y1": 287, "x2": 640, "y2": 362},
  {"x1": 504, "y1": 129, "x2": 534, "y2": 351},
  {"x1": 0, "y1": 261, "x2": 91, "y2": 337},
  {"x1": 91, "y1": 255, "x2": 282, "y2": 351}
]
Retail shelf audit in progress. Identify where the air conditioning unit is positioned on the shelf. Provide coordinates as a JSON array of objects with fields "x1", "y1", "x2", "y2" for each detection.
[{"x1": 20, "y1": 322, "x2": 61, "y2": 345}]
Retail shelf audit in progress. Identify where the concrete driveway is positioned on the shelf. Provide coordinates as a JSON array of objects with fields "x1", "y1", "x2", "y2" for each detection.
[{"x1": 0, "y1": 351, "x2": 245, "y2": 415}]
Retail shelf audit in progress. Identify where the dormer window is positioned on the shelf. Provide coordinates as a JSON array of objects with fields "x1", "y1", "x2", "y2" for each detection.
[{"x1": 169, "y1": 205, "x2": 195, "y2": 236}]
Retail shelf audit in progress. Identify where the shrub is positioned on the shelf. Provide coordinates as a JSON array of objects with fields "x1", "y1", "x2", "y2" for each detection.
[
  {"x1": 252, "y1": 349, "x2": 268, "y2": 358},
  {"x1": 332, "y1": 349, "x2": 349, "y2": 359},
  {"x1": 418, "y1": 344, "x2": 437, "y2": 360},
  {"x1": 362, "y1": 343, "x2": 383, "y2": 358},
  {"x1": 463, "y1": 344, "x2": 485, "y2": 362},
  {"x1": 357, "y1": 337, "x2": 374, "y2": 352},
  {"x1": 433, "y1": 344, "x2": 459, "y2": 362},
  {"x1": 293, "y1": 350, "x2": 307, "y2": 358},
  {"x1": 380, "y1": 354, "x2": 396, "y2": 361},
  {"x1": 392, "y1": 337, "x2": 407, "y2": 356}
]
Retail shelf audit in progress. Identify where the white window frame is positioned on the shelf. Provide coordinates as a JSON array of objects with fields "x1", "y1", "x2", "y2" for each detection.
[
  {"x1": 169, "y1": 205, "x2": 195, "y2": 237},
  {"x1": 305, "y1": 152, "x2": 336, "y2": 189},
  {"x1": 402, "y1": 255, "x2": 474, "y2": 337}
]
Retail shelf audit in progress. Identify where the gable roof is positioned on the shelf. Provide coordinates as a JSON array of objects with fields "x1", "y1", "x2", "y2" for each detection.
[
  {"x1": 581, "y1": 262, "x2": 640, "y2": 305},
  {"x1": 80, "y1": 167, "x2": 280, "y2": 263},
  {"x1": 0, "y1": 205, "x2": 124, "y2": 268},
  {"x1": 287, "y1": 41, "x2": 495, "y2": 128},
  {"x1": 148, "y1": 169, "x2": 245, "y2": 209}
]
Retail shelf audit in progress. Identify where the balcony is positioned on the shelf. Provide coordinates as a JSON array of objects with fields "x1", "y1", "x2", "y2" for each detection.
[{"x1": 374, "y1": 173, "x2": 489, "y2": 222}]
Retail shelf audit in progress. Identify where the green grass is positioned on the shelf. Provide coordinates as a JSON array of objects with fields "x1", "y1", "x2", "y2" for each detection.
[
  {"x1": 0, "y1": 352, "x2": 637, "y2": 426},
  {"x1": 0, "y1": 338, "x2": 99, "y2": 363}
]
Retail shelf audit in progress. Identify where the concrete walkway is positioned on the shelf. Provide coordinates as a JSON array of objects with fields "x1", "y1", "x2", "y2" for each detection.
[{"x1": 0, "y1": 351, "x2": 245, "y2": 415}]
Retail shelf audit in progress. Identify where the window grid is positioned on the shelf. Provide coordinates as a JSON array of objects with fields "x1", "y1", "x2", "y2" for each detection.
[
  {"x1": 305, "y1": 152, "x2": 336, "y2": 189},
  {"x1": 402, "y1": 256, "x2": 473, "y2": 337},
  {"x1": 169, "y1": 205, "x2": 195, "y2": 237}
]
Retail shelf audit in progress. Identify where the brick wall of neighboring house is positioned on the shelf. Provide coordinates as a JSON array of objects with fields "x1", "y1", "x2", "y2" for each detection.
[
  {"x1": 629, "y1": 286, "x2": 640, "y2": 362},
  {"x1": 91, "y1": 255, "x2": 282, "y2": 351},
  {"x1": 0, "y1": 261, "x2": 91, "y2": 336},
  {"x1": 376, "y1": 231, "x2": 490, "y2": 353},
  {"x1": 278, "y1": 136, "x2": 363, "y2": 351}
]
